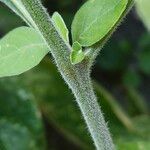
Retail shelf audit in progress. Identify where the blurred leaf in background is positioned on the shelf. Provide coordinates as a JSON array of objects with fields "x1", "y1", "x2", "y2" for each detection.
[
  {"x1": 136, "y1": 0, "x2": 150, "y2": 32},
  {"x1": 0, "y1": 78, "x2": 46, "y2": 150},
  {"x1": 96, "y1": 39, "x2": 132, "y2": 72},
  {"x1": 137, "y1": 33, "x2": 150, "y2": 75}
]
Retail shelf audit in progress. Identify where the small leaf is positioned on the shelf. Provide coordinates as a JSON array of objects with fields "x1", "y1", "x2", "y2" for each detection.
[
  {"x1": 52, "y1": 12, "x2": 69, "y2": 43},
  {"x1": 136, "y1": 0, "x2": 150, "y2": 31},
  {"x1": 0, "y1": 27, "x2": 49, "y2": 77},
  {"x1": 70, "y1": 42, "x2": 85, "y2": 65},
  {"x1": 71, "y1": 0, "x2": 128, "y2": 47}
]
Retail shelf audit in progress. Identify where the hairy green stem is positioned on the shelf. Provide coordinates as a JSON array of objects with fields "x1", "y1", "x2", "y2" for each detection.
[
  {"x1": 73, "y1": 64, "x2": 115, "y2": 150},
  {"x1": 19, "y1": 0, "x2": 115, "y2": 149}
]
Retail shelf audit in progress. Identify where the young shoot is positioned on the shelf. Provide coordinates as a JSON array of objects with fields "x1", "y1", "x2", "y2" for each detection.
[{"x1": 0, "y1": 0, "x2": 134, "y2": 149}]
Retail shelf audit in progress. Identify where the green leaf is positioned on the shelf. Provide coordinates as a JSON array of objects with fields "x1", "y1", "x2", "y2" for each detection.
[
  {"x1": 136, "y1": 0, "x2": 150, "y2": 31},
  {"x1": 70, "y1": 42, "x2": 85, "y2": 65},
  {"x1": 0, "y1": 78, "x2": 46, "y2": 150},
  {"x1": 116, "y1": 116, "x2": 150, "y2": 150},
  {"x1": 0, "y1": 120, "x2": 37, "y2": 150},
  {"x1": 52, "y1": 12, "x2": 69, "y2": 43},
  {"x1": 71, "y1": 0, "x2": 128, "y2": 47},
  {"x1": 0, "y1": 27, "x2": 49, "y2": 77},
  {"x1": 117, "y1": 141, "x2": 150, "y2": 150}
]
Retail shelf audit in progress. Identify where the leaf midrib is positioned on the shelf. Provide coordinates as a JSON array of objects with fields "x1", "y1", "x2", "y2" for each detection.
[
  {"x1": 0, "y1": 43, "x2": 47, "y2": 60},
  {"x1": 79, "y1": 0, "x2": 124, "y2": 39}
]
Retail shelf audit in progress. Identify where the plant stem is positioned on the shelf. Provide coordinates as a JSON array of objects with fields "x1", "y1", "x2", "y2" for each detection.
[
  {"x1": 72, "y1": 64, "x2": 115, "y2": 150},
  {"x1": 21, "y1": 0, "x2": 115, "y2": 149}
]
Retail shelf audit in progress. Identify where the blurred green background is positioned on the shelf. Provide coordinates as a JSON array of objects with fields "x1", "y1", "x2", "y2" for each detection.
[{"x1": 0, "y1": 0, "x2": 150, "y2": 150}]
